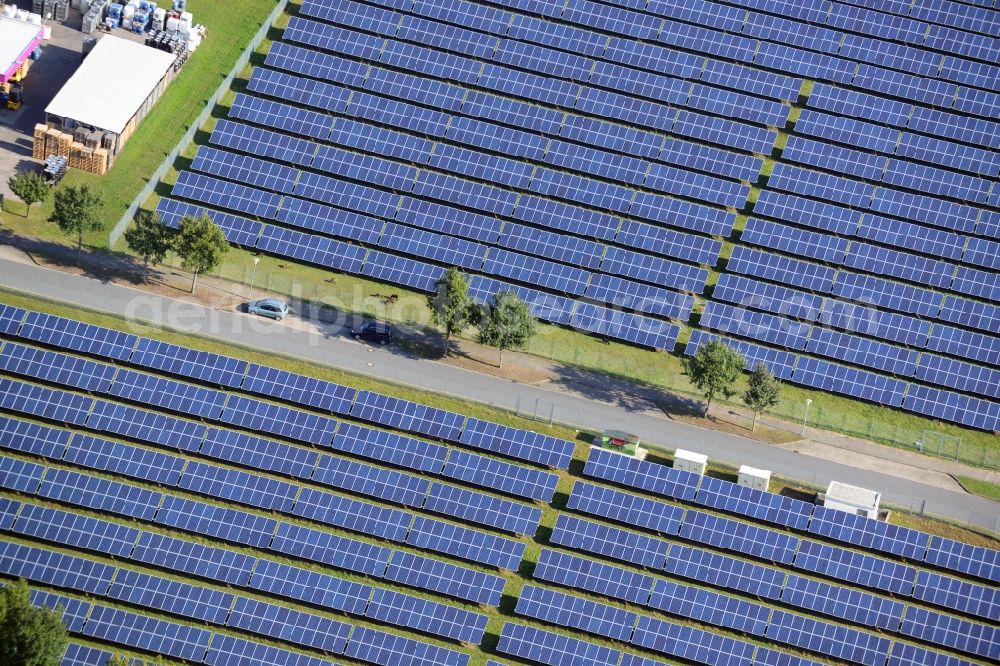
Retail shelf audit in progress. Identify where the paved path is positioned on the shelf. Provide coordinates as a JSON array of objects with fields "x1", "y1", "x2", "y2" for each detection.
[{"x1": 0, "y1": 255, "x2": 997, "y2": 532}]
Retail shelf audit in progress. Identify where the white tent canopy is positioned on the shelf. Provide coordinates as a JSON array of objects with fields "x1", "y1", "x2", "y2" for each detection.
[
  {"x1": 46, "y1": 36, "x2": 175, "y2": 134},
  {"x1": 0, "y1": 16, "x2": 44, "y2": 83}
]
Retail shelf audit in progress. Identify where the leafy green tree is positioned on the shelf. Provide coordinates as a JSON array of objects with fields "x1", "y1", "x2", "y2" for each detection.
[
  {"x1": 428, "y1": 267, "x2": 474, "y2": 349},
  {"x1": 48, "y1": 184, "x2": 104, "y2": 265},
  {"x1": 124, "y1": 210, "x2": 175, "y2": 266},
  {"x1": 7, "y1": 171, "x2": 49, "y2": 217},
  {"x1": 0, "y1": 578, "x2": 68, "y2": 666},
  {"x1": 173, "y1": 213, "x2": 229, "y2": 293},
  {"x1": 477, "y1": 291, "x2": 537, "y2": 369},
  {"x1": 682, "y1": 338, "x2": 746, "y2": 417},
  {"x1": 743, "y1": 362, "x2": 782, "y2": 431}
]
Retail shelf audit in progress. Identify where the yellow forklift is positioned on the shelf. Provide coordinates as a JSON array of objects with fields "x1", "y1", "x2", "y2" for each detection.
[{"x1": 6, "y1": 81, "x2": 23, "y2": 110}]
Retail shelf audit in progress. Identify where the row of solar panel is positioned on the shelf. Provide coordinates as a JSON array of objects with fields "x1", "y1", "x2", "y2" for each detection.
[
  {"x1": 190, "y1": 139, "x2": 711, "y2": 303},
  {"x1": 558, "y1": 498, "x2": 997, "y2": 632},
  {"x1": 535, "y1": 537, "x2": 980, "y2": 666},
  {"x1": 541, "y1": 518, "x2": 995, "y2": 664},
  {"x1": 280, "y1": 13, "x2": 780, "y2": 156},
  {"x1": 155, "y1": 197, "x2": 682, "y2": 351},
  {"x1": 0, "y1": 408, "x2": 531, "y2": 573},
  {"x1": 293, "y1": 1, "x2": 794, "y2": 131},
  {"x1": 0, "y1": 538, "x2": 489, "y2": 645},
  {"x1": 0, "y1": 337, "x2": 561, "y2": 504},
  {"x1": 0, "y1": 303, "x2": 578, "y2": 469},
  {"x1": 307, "y1": 0, "x2": 998, "y2": 129},
  {"x1": 808, "y1": 83, "x2": 1000, "y2": 155},
  {"x1": 712, "y1": 271, "x2": 999, "y2": 374},
  {"x1": 690, "y1": 328, "x2": 1000, "y2": 431},
  {"x1": 582, "y1": 446, "x2": 1000, "y2": 583},
  {"x1": 699, "y1": 299, "x2": 1000, "y2": 402},
  {"x1": 0, "y1": 381, "x2": 544, "y2": 537},
  {"x1": 752, "y1": 190, "x2": 999, "y2": 275},
  {"x1": 16, "y1": 585, "x2": 469, "y2": 666},
  {"x1": 562, "y1": 0, "x2": 1000, "y2": 91},
  {"x1": 364, "y1": 0, "x2": 1000, "y2": 118},
  {"x1": 0, "y1": 457, "x2": 510, "y2": 607},
  {"x1": 725, "y1": 245, "x2": 1000, "y2": 360}
]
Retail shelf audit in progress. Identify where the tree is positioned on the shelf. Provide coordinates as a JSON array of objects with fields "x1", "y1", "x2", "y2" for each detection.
[
  {"x1": 477, "y1": 291, "x2": 537, "y2": 369},
  {"x1": 173, "y1": 212, "x2": 229, "y2": 293},
  {"x1": 7, "y1": 171, "x2": 49, "y2": 217},
  {"x1": 124, "y1": 210, "x2": 175, "y2": 266},
  {"x1": 0, "y1": 578, "x2": 68, "y2": 666},
  {"x1": 743, "y1": 362, "x2": 782, "y2": 431},
  {"x1": 48, "y1": 184, "x2": 104, "y2": 266},
  {"x1": 682, "y1": 338, "x2": 745, "y2": 417},
  {"x1": 428, "y1": 267, "x2": 474, "y2": 348}
]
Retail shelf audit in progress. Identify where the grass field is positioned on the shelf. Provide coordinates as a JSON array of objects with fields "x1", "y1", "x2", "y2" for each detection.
[
  {"x1": 956, "y1": 476, "x2": 1000, "y2": 503},
  {"x1": 0, "y1": 0, "x2": 278, "y2": 247}
]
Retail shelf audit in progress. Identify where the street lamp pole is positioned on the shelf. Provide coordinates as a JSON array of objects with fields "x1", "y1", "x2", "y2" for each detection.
[
  {"x1": 248, "y1": 256, "x2": 260, "y2": 302},
  {"x1": 802, "y1": 398, "x2": 813, "y2": 436}
]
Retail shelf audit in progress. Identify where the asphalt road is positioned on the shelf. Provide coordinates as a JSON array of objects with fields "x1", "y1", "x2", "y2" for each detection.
[{"x1": 0, "y1": 256, "x2": 997, "y2": 532}]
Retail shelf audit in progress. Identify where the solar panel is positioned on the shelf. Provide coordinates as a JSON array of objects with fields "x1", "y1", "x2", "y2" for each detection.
[
  {"x1": 406, "y1": 515, "x2": 525, "y2": 571},
  {"x1": 0, "y1": 303, "x2": 25, "y2": 335},
  {"x1": 441, "y1": 448, "x2": 559, "y2": 502},
  {"x1": 12, "y1": 503, "x2": 139, "y2": 558},
  {"x1": 292, "y1": 486, "x2": 412, "y2": 542},
  {"x1": 423, "y1": 482, "x2": 541, "y2": 536},
  {"x1": 29, "y1": 590, "x2": 92, "y2": 632},
  {"x1": 631, "y1": 615, "x2": 756, "y2": 666},
  {"x1": 130, "y1": 531, "x2": 256, "y2": 586},
  {"x1": 249, "y1": 558, "x2": 372, "y2": 615},
  {"x1": 179, "y1": 460, "x2": 300, "y2": 513},
  {"x1": 18, "y1": 311, "x2": 137, "y2": 360},
  {"x1": 156, "y1": 198, "x2": 263, "y2": 247},
  {"x1": 681, "y1": 510, "x2": 799, "y2": 564},
  {"x1": 686, "y1": 330, "x2": 798, "y2": 381},
  {"x1": 206, "y1": 635, "x2": 335, "y2": 666},
  {"x1": 366, "y1": 587, "x2": 489, "y2": 644},
  {"x1": 567, "y1": 479, "x2": 684, "y2": 537},
  {"x1": 693, "y1": 474, "x2": 813, "y2": 530},
  {"x1": 109, "y1": 368, "x2": 229, "y2": 419},
  {"x1": 0, "y1": 415, "x2": 72, "y2": 458},
  {"x1": 0, "y1": 377, "x2": 94, "y2": 426},
  {"x1": 498, "y1": 621, "x2": 622, "y2": 666},
  {"x1": 61, "y1": 644, "x2": 114, "y2": 666},
  {"x1": 345, "y1": 626, "x2": 470, "y2": 666},
  {"x1": 0, "y1": 539, "x2": 117, "y2": 595},
  {"x1": 728, "y1": 246, "x2": 835, "y2": 293},
  {"x1": 0, "y1": 342, "x2": 117, "y2": 392},
  {"x1": 808, "y1": 505, "x2": 929, "y2": 559},
  {"x1": 551, "y1": 512, "x2": 671, "y2": 569},
  {"x1": 793, "y1": 539, "x2": 917, "y2": 595},
  {"x1": 172, "y1": 170, "x2": 280, "y2": 218},
  {"x1": 107, "y1": 568, "x2": 234, "y2": 624},
  {"x1": 64, "y1": 434, "x2": 185, "y2": 486},
  {"x1": 516, "y1": 584, "x2": 637, "y2": 641},
  {"x1": 211, "y1": 117, "x2": 316, "y2": 166},
  {"x1": 649, "y1": 578, "x2": 771, "y2": 636},
  {"x1": 923, "y1": 535, "x2": 1000, "y2": 583},
  {"x1": 201, "y1": 427, "x2": 318, "y2": 479},
  {"x1": 664, "y1": 544, "x2": 785, "y2": 600},
  {"x1": 570, "y1": 303, "x2": 680, "y2": 351},
  {"x1": 383, "y1": 550, "x2": 507, "y2": 606},
  {"x1": 242, "y1": 363, "x2": 357, "y2": 414},
  {"x1": 460, "y1": 418, "x2": 575, "y2": 469},
  {"x1": 349, "y1": 391, "x2": 466, "y2": 440},
  {"x1": 271, "y1": 520, "x2": 391, "y2": 577},
  {"x1": 913, "y1": 569, "x2": 999, "y2": 622},
  {"x1": 228, "y1": 596, "x2": 352, "y2": 654},
  {"x1": 221, "y1": 394, "x2": 338, "y2": 445},
  {"x1": 741, "y1": 217, "x2": 848, "y2": 263},
  {"x1": 781, "y1": 574, "x2": 904, "y2": 630},
  {"x1": 192, "y1": 145, "x2": 299, "y2": 194},
  {"x1": 765, "y1": 610, "x2": 890, "y2": 666},
  {"x1": 39, "y1": 467, "x2": 162, "y2": 520},
  {"x1": 313, "y1": 454, "x2": 430, "y2": 507},
  {"x1": 701, "y1": 301, "x2": 810, "y2": 350},
  {"x1": 329, "y1": 422, "x2": 448, "y2": 474},
  {"x1": 83, "y1": 605, "x2": 212, "y2": 662},
  {"x1": 130, "y1": 337, "x2": 248, "y2": 387},
  {"x1": 584, "y1": 446, "x2": 699, "y2": 501},
  {"x1": 87, "y1": 399, "x2": 207, "y2": 452},
  {"x1": 154, "y1": 495, "x2": 278, "y2": 549},
  {"x1": 0, "y1": 497, "x2": 20, "y2": 530},
  {"x1": 886, "y1": 642, "x2": 979, "y2": 666}
]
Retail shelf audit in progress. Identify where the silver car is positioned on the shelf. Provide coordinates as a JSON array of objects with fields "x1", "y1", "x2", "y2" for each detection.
[{"x1": 247, "y1": 298, "x2": 289, "y2": 321}]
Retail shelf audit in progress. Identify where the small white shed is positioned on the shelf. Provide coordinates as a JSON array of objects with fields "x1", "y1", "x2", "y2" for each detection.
[
  {"x1": 823, "y1": 480, "x2": 881, "y2": 519},
  {"x1": 738, "y1": 465, "x2": 772, "y2": 492},
  {"x1": 673, "y1": 449, "x2": 707, "y2": 476}
]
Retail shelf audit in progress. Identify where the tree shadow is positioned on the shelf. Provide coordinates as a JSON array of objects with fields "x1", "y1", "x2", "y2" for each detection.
[
  {"x1": 779, "y1": 486, "x2": 816, "y2": 503},
  {"x1": 0, "y1": 229, "x2": 157, "y2": 286}
]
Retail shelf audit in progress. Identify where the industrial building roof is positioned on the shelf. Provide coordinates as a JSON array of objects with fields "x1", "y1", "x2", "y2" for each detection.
[
  {"x1": 826, "y1": 480, "x2": 881, "y2": 509},
  {"x1": 45, "y1": 36, "x2": 176, "y2": 134},
  {"x1": 0, "y1": 16, "x2": 44, "y2": 83}
]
